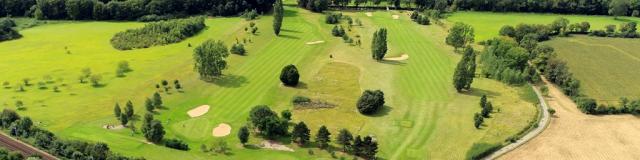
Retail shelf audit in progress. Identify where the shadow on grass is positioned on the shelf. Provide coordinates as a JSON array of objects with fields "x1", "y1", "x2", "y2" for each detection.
[
  {"x1": 369, "y1": 105, "x2": 392, "y2": 117},
  {"x1": 379, "y1": 60, "x2": 406, "y2": 66},
  {"x1": 286, "y1": 81, "x2": 308, "y2": 89},
  {"x1": 278, "y1": 34, "x2": 300, "y2": 39},
  {"x1": 461, "y1": 87, "x2": 502, "y2": 98},
  {"x1": 206, "y1": 74, "x2": 248, "y2": 88},
  {"x1": 281, "y1": 28, "x2": 301, "y2": 33},
  {"x1": 283, "y1": 8, "x2": 299, "y2": 17}
]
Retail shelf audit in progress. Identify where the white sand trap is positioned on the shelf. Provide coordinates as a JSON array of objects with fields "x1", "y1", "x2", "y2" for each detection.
[
  {"x1": 392, "y1": 15, "x2": 400, "y2": 19},
  {"x1": 102, "y1": 124, "x2": 124, "y2": 130},
  {"x1": 260, "y1": 140, "x2": 294, "y2": 152},
  {"x1": 305, "y1": 41, "x2": 325, "y2": 45},
  {"x1": 212, "y1": 123, "x2": 231, "y2": 137},
  {"x1": 365, "y1": 12, "x2": 373, "y2": 17},
  {"x1": 187, "y1": 105, "x2": 210, "y2": 118},
  {"x1": 384, "y1": 54, "x2": 409, "y2": 61}
]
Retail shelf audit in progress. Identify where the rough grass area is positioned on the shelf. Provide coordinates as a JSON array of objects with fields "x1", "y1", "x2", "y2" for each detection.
[
  {"x1": 447, "y1": 11, "x2": 640, "y2": 41},
  {"x1": 545, "y1": 35, "x2": 640, "y2": 102}
]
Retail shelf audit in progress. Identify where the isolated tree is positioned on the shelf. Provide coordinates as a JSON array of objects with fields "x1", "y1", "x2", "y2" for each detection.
[
  {"x1": 291, "y1": 122, "x2": 310, "y2": 146},
  {"x1": 145, "y1": 98, "x2": 154, "y2": 112},
  {"x1": 90, "y1": 75, "x2": 102, "y2": 87},
  {"x1": 356, "y1": 90, "x2": 385, "y2": 115},
  {"x1": 125, "y1": 100, "x2": 134, "y2": 118},
  {"x1": 114, "y1": 103, "x2": 122, "y2": 118},
  {"x1": 316, "y1": 125, "x2": 331, "y2": 149},
  {"x1": 153, "y1": 92, "x2": 163, "y2": 107},
  {"x1": 609, "y1": 0, "x2": 630, "y2": 18},
  {"x1": 281, "y1": 110, "x2": 292, "y2": 121},
  {"x1": 119, "y1": 114, "x2": 129, "y2": 126},
  {"x1": 193, "y1": 40, "x2": 230, "y2": 79},
  {"x1": 273, "y1": 0, "x2": 284, "y2": 36},
  {"x1": 473, "y1": 112, "x2": 483, "y2": 129},
  {"x1": 144, "y1": 120, "x2": 165, "y2": 143},
  {"x1": 452, "y1": 46, "x2": 476, "y2": 92},
  {"x1": 279, "y1": 64, "x2": 300, "y2": 86},
  {"x1": 371, "y1": 28, "x2": 388, "y2": 60},
  {"x1": 336, "y1": 128, "x2": 353, "y2": 152},
  {"x1": 446, "y1": 22, "x2": 474, "y2": 51},
  {"x1": 174, "y1": 80, "x2": 182, "y2": 90},
  {"x1": 238, "y1": 126, "x2": 250, "y2": 146}
]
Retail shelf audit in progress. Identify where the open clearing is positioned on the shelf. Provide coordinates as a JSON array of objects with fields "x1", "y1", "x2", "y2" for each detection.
[
  {"x1": 0, "y1": 7, "x2": 538, "y2": 160},
  {"x1": 544, "y1": 35, "x2": 640, "y2": 102},
  {"x1": 501, "y1": 79, "x2": 640, "y2": 159}
]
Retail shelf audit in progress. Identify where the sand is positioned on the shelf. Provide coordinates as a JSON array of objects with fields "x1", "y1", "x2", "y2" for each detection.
[
  {"x1": 102, "y1": 124, "x2": 124, "y2": 130},
  {"x1": 212, "y1": 123, "x2": 231, "y2": 137},
  {"x1": 392, "y1": 15, "x2": 400, "y2": 19},
  {"x1": 305, "y1": 41, "x2": 325, "y2": 45},
  {"x1": 365, "y1": 12, "x2": 373, "y2": 17},
  {"x1": 499, "y1": 78, "x2": 640, "y2": 159},
  {"x1": 187, "y1": 105, "x2": 210, "y2": 118},
  {"x1": 383, "y1": 54, "x2": 409, "y2": 61},
  {"x1": 260, "y1": 140, "x2": 294, "y2": 152}
]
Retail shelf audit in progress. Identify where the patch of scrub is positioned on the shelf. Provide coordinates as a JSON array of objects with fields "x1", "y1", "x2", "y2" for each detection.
[
  {"x1": 187, "y1": 105, "x2": 210, "y2": 118},
  {"x1": 212, "y1": 123, "x2": 231, "y2": 137},
  {"x1": 260, "y1": 140, "x2": 294, "y2": 152}
]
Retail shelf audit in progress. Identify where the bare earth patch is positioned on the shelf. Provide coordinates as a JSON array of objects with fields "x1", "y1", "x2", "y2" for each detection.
[
  {"x1": 212, "y1": 123, "x2": 231, "y2": 137},
  {"x1": 305, "y1": 41, "x2": 325, "y2": 45},
  {"x1": 102, "y1": 124, "x2": 125, "y2": 130},
  {"x1": 365, "y1": 12, "x2": 373, "y2": 17},
  {"x1": 383, "y1": 54, "x2": 409, "y2": 61},
  {"x1": 392, "y1": 15, "x2": 400, "y2": 19},
  {"x1": 500, "y1": 79, "x2": 640, "y2": 159},
  {"x1": 187, "y1": 105, "x2": 210, "y2": 118},
  {"x1": 260, "y1": 140, "x2": 293, "y2": 152}
]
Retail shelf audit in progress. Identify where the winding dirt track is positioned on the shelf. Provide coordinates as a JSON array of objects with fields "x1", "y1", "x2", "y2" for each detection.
[
  {"x1": 0, "y1": 132, "x2": 58, "y2": 160},
  {"x1": 500, "y1": 79, "x2": 640, "y2": 160}
]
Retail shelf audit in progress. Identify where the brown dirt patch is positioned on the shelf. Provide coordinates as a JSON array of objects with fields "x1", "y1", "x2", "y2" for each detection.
[
  {"x1": 500, "y1": 79, "x2": 640, "y2": 159},
  {"x1": 212, "y1": 123, "x2": 231, "y2": 137},
  {"x1": 187, "y1": 105, "x2": 210, "y2": 118}
]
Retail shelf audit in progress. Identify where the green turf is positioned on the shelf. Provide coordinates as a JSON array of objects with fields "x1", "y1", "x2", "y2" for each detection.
[
  {"x1": 447, "y1": 11, "x2": 640, "y2": 42},
  {"x1": 544, "y1": 35, "x2": 640, "y2": 103},
  {"x1": 0, "y1": 8, "x2": 538, "y2": 159}
]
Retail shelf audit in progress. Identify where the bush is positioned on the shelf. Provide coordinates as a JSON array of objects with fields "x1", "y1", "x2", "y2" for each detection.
[
  {"x1": 230, "y1": 43, "x2": 246, "y2": 55},
  {"x1": 416, "y1": 15, "x2": 430, "y2": 25},
  {"x1": 292, "y1": 96, "x2": 311, "y2": 105},
  {"x1": 279, "y1": 64, "x2": 300, "y2": 86},
  {"x1": 241, "y1": 9, "x2": 259, "y2": 20},
  {"x1": 576, "y1": 97, "x2": 597, "y2": 114},
  {"x1": 325, "y1": 13, "x2": 342, "y2": 24},
  {"x1": 547, "y1": 108, "x2": 556, "y2": 115},
  {"x1": 164, "y1": 138, "x2": 190, "y2": 151},
  {"x1": 332, "y1": 25, "x2": 346, "y2": 37},
  {"x1": 111, "y1": 17, "x2": 206, "y2": 50},
  {"x1": 356, "y1": 90, "x2": 385, "y2": 115},
  {"x1": 0, "y1": 18, "x2": 22, "y2": 42}
]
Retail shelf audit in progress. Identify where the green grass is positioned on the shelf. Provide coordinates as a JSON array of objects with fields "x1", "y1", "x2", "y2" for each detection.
[
  {"x1": 447, "y1": 11, "x2": 640, "y2": 42},
  {"x1": 544, "y1": 35, "x2": 640, "y2": 102},
  {"x1": 0, "y1": 8, "x2": 538, "y2": 159}
]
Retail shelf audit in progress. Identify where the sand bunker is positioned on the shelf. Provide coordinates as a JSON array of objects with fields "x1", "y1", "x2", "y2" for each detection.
[
  {"x1": 365, "y1": 12, "x2": 373, "y2": 17},
  {"x1": 383, "y1": 54, "x2": 409, "y2": 61},
  {"x1": 305, "y1": 41, "x2": 325, "y2": 45},
  {"x1": 102, "y1": 124, "x2": 124, "y2": 130},
  {"x1": 187, "y1": 105, "x2": 210, "y2": 118},
  {"x1": 260, "y1": 140, "x2": 294, "y2": 152},
  {"x1": 212, "y1": 123, "x2": 231, "y2": 137},
  {"x1": 392, "y1": 15, "x2": 400, "y2": 19}
]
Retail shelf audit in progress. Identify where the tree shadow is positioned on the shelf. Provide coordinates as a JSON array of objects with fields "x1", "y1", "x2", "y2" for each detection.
[
  {"x1": 289, "y1": 82, "x2": 308, "y2": 89},
  {"x1": 278, "y1": 34, "x2": 300, "y2": 39},
  {"x1": 614, "y1": 17, "x2": 634, "y2": 22},
  {"x1": 379, "y1": 60, "x2": 406, "y2": 66},
  {"x1": 283, "y1": 8, "x2": 299, "y2": 17},
  {"x1": 207, "y1": 74, "x2": 249, "y2": 88},
  {"x1": 369, "y1": 105, "x2": 392, "y2": 117},
  {"x1": 281, "y1": 28, "x2": 301, "y2": 33},
  {"x1": 91, "y1": 83, "x2": 107, "y2": 88},
  {"x1": 461, "y1": 87, "x2": 501, "y2": 98}
]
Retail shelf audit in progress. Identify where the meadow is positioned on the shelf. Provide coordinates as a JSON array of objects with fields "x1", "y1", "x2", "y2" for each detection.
[
  {"x1": 0, "y1": 7, "x2": 538, "y2": 160},
  {"x1": 544, "y1": 35, "x2": 640, "y2": 102}
]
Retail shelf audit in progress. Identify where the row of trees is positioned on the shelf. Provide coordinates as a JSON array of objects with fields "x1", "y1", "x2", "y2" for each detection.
[
  {"x1": 452, "y1": 0, "x2": 640, "y2": 17},
  {"x1": 0, "y1": 109, "x2": 142, "y2": 160},
  {"x1": 474, "y1": 95, "x2": 494, "y2": 129},
  {"x1": 590, "y1": 22, "x2": 639, "y2": 38},
  {"x1": 297, "y1": 0, "x2": 330, "y2": 12},
  {"x1": 0, "y1": 17, "x2": 21, "y2": 42},
  {"x1": 111, "y1": 16, "x2": 205, "y2": 50},
  {"x1": 0, "y1": 0, "x2": 276, "y2": 20}
]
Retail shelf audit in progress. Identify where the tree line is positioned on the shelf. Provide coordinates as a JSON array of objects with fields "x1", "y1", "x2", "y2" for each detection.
[
  {"x1": 0, "y1": 109, "x2": 143, "y2": 160},
  {"x1": 1, "y1": 0, "x2": 276, "y2": 20},
  {"x1": 111, "y1": 16, "x2": 205, "y2": 50}
]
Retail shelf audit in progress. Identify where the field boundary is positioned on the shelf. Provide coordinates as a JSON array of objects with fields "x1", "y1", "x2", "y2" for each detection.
[
  {"x1": 566, "y1": 38, "x2": 640, "y2": 62},
  {"x1": 482, "y1": 84, "x2": 551, "y2": 160}
]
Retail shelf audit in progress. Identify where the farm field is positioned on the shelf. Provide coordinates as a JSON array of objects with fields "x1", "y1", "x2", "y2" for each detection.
[
  {"x1": 447, "y1": 11, "x2": 640, "y2": 41},
  {"x1": 0, "y1": 7, "x2": 538, "y2": 160},
  {"x1": 544, "y1": 35, "x2": 640, "y2": 102}
]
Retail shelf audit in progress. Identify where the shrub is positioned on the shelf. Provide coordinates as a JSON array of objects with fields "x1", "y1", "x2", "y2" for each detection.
[
  {"x1": 0, "y1": 18, "x2": 22, "y2": 42},
  {"x1": 111, "y1": 17, "x2": 206, "y2": 50},
  {"x1": 332, "y1": 25, "x2": 345, "y2": 37},
  {"x1": 589, "y1": 30, "x2": 607, "y2": 37},
  {"x1": 356, "y1": 90, "x2": 385, "y2": 115},
  {"x1": 325, "y1": 13, "x2": 342, "y2": 24},
  {"x1": 547, "y1": 108, "x2": 556, "y2": 115},
  {"x1": 576, "y1": 97, "x2": 597, "y2": 114},
  {"x1": 466, "y1": 143, "x2": 503, "y2": 160},
  {"x1": 292, "y1": 96, "x2": 311, "y2": 105},
  {"x1": 230, "y1": 43, "x2": 246, "y2": 55},
  {"x1": 164, "y1": 138, "x2": 189, "y2": 151},
  {"x1": 416, "y1": 15, "x2": 430, "y2": 25},
  {"x1": 241, "y1": 9, "x2": 259, "y2": 20}
]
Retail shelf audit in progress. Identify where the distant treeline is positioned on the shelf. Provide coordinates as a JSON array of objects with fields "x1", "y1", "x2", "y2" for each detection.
[
  {"x1": 0, "y1": 0, "x2": 275, "y2": 21},
  {"x1": 111, "y1": 16, "x2": 205, "y2": 50}
]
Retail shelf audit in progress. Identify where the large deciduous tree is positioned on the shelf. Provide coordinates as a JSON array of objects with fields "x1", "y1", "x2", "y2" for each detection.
[
  {"x1": 446, "y1": 22, "x2": 474, "y2": 51},
  {"x1": 356, "y1": 90, "x2": 385, "y2": 115},
  {"x1": 279, "y1": 64, "x2": 300, "y2": 86},
  {"x1": 248, "y1": 105, "x2": 288, "y2": 138},
  {"x1": 193, "y1": 40, "x2": 230, "y2": 80}
]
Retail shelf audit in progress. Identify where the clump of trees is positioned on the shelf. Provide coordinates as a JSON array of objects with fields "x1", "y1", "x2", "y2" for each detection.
[
  {"x1": 279, "y1": 64, "x2": 300, "y2": 86},
  {"x1": 446, "y1": 22, "x2": 474, "y2": 51},
  {"x1": 230, "y1": 43, "x2": 246, "y2": 55},
  {"x1": 410, "y1": 10, "x2": 433, "y2": 25},
  {"x1": 142, "y1": 113, "x2": 165, "y2": 143},
  {"x1": 115, "y1": 60, "x2": 132, "y2": 77},
  {"x1": 0, "y1": 18, "x2": 21, "y2": 42},
  {"x1": 371, "y1": 28, "x2": 387, "y2": 60},
  {"x1": 356, "y1": 90, "x2": 385, "y2": 115},
  {"x1": 452, "y1": 46, "x2": 476, "y2": 92},
  {"x1": 590, "y1": 22, "x2": 638, "y2": 38},
  {"x1": 479, "y1": 37, "x2": 532, "y2": 85},
  {"x1": 272, "y1": 0, "x2": 283, "y2": 36},
  {"x1": 325, "y1": 12, "x2": 342, "y2": 24},
  {"x1": 111, "y1": 17, "x2": 205, "y2": 50},
  {"x1": 297, "y1": 0, "x2": 329, "y2": 12},
  {"x1": 248, "y1": 105, "x2": 289, "y2": 138},
  {"x1": 193, "y1": 39, "x2": 230, "y2": 80}
]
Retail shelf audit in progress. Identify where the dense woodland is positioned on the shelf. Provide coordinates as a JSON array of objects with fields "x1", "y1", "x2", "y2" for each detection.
[{"x1": 110, "y1": 16, "x2": 205, "y2": 50}]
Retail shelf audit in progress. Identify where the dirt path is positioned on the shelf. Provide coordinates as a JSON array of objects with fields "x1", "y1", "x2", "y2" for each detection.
[
  {"x1": 482, "y1": 85, "x2": 550, "y2": 159},
  {"x1": 499, "y1": 78, "x2": 640, "y2": 159},
  {"x1": 0, "y1": 131, "x2": 59, "y2": 160}
]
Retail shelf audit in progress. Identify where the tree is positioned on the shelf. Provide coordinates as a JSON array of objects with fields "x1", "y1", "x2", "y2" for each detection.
[
  {"x1": 90, "y1": 75, "x2": 102, "y2": 87},
  {"x1": 174, "y1": 80, "x2": 182, "y2": 90},
  {"x1": 291, "y1": 122, "x2": 310, "y2": 146},
  {"x1": 371, "y1": 28, "x2": 388, "y2": 60},
  {"x1": 499, "y1": 25, "x2": 516, "y2": 38},
  {"x1": 114, "y1": 103, "x2": 121, "y2": 118},
  {"x1": 281, "y1": 110, "x2": 292, "y2": 121},
  {"x1": 480, "y1": 95, "x2": 487, "y2": 108},
  {"x1": 315, "y1": 125, "x2": 331, "y2": 149},
  {"x1": 550, "y1": 17, "x2": 570, "y2": 34},
  {"x1": 452, "y1": 46, "x2": 476, "y2": 92},
  {"x1": 609, "y1": 0, "x2": 630, "y2": 18},
  {"x1": 248, "y1": 105, "x2": 288, "y2": 138},
  {"x1": 153, "y1": 92, "x2": 163, "y2": 108},
  {"x1": 473, "y1": 112, "x2": 483, "y2": 129},
  {"x1": 125, "y1": 100, "x2": 134, "y2": 118},
  {"x1": 119, "y1": 114, "x2": 129, "y2": 126},
  {"x1": 481, "y1": 102, "x2": 493, "y2": 118},
  {"x1": 279, "y1": 64, "x2": 300, "y2": 86},
  {"x1": 145, "y1": 98, "x2": 155, "y2": 112},
  {"x1": 230, "y1": 43, "x2": 246, "y2": 55},
  {"x1": 336, "y1": 128, "x2": 353, "y2": 152},
  {"x1": 193, "y1": 40, "x2": 230, "y2": 79},
  {"x1": 356, "y1": 90, "x2": 385, "y2": 115},
  {"x1": 238, "y1": 126, "x2": 250, "y2": 146},
  {"x1": 144, "y1": 120, "x2": 165, "y2": 143},
  {"x1": 273, "y1": 0, "x2": 284, "y2": 36},
  {"x1": 446, "y1": 22, "x2": 474, "y2": 51}
]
